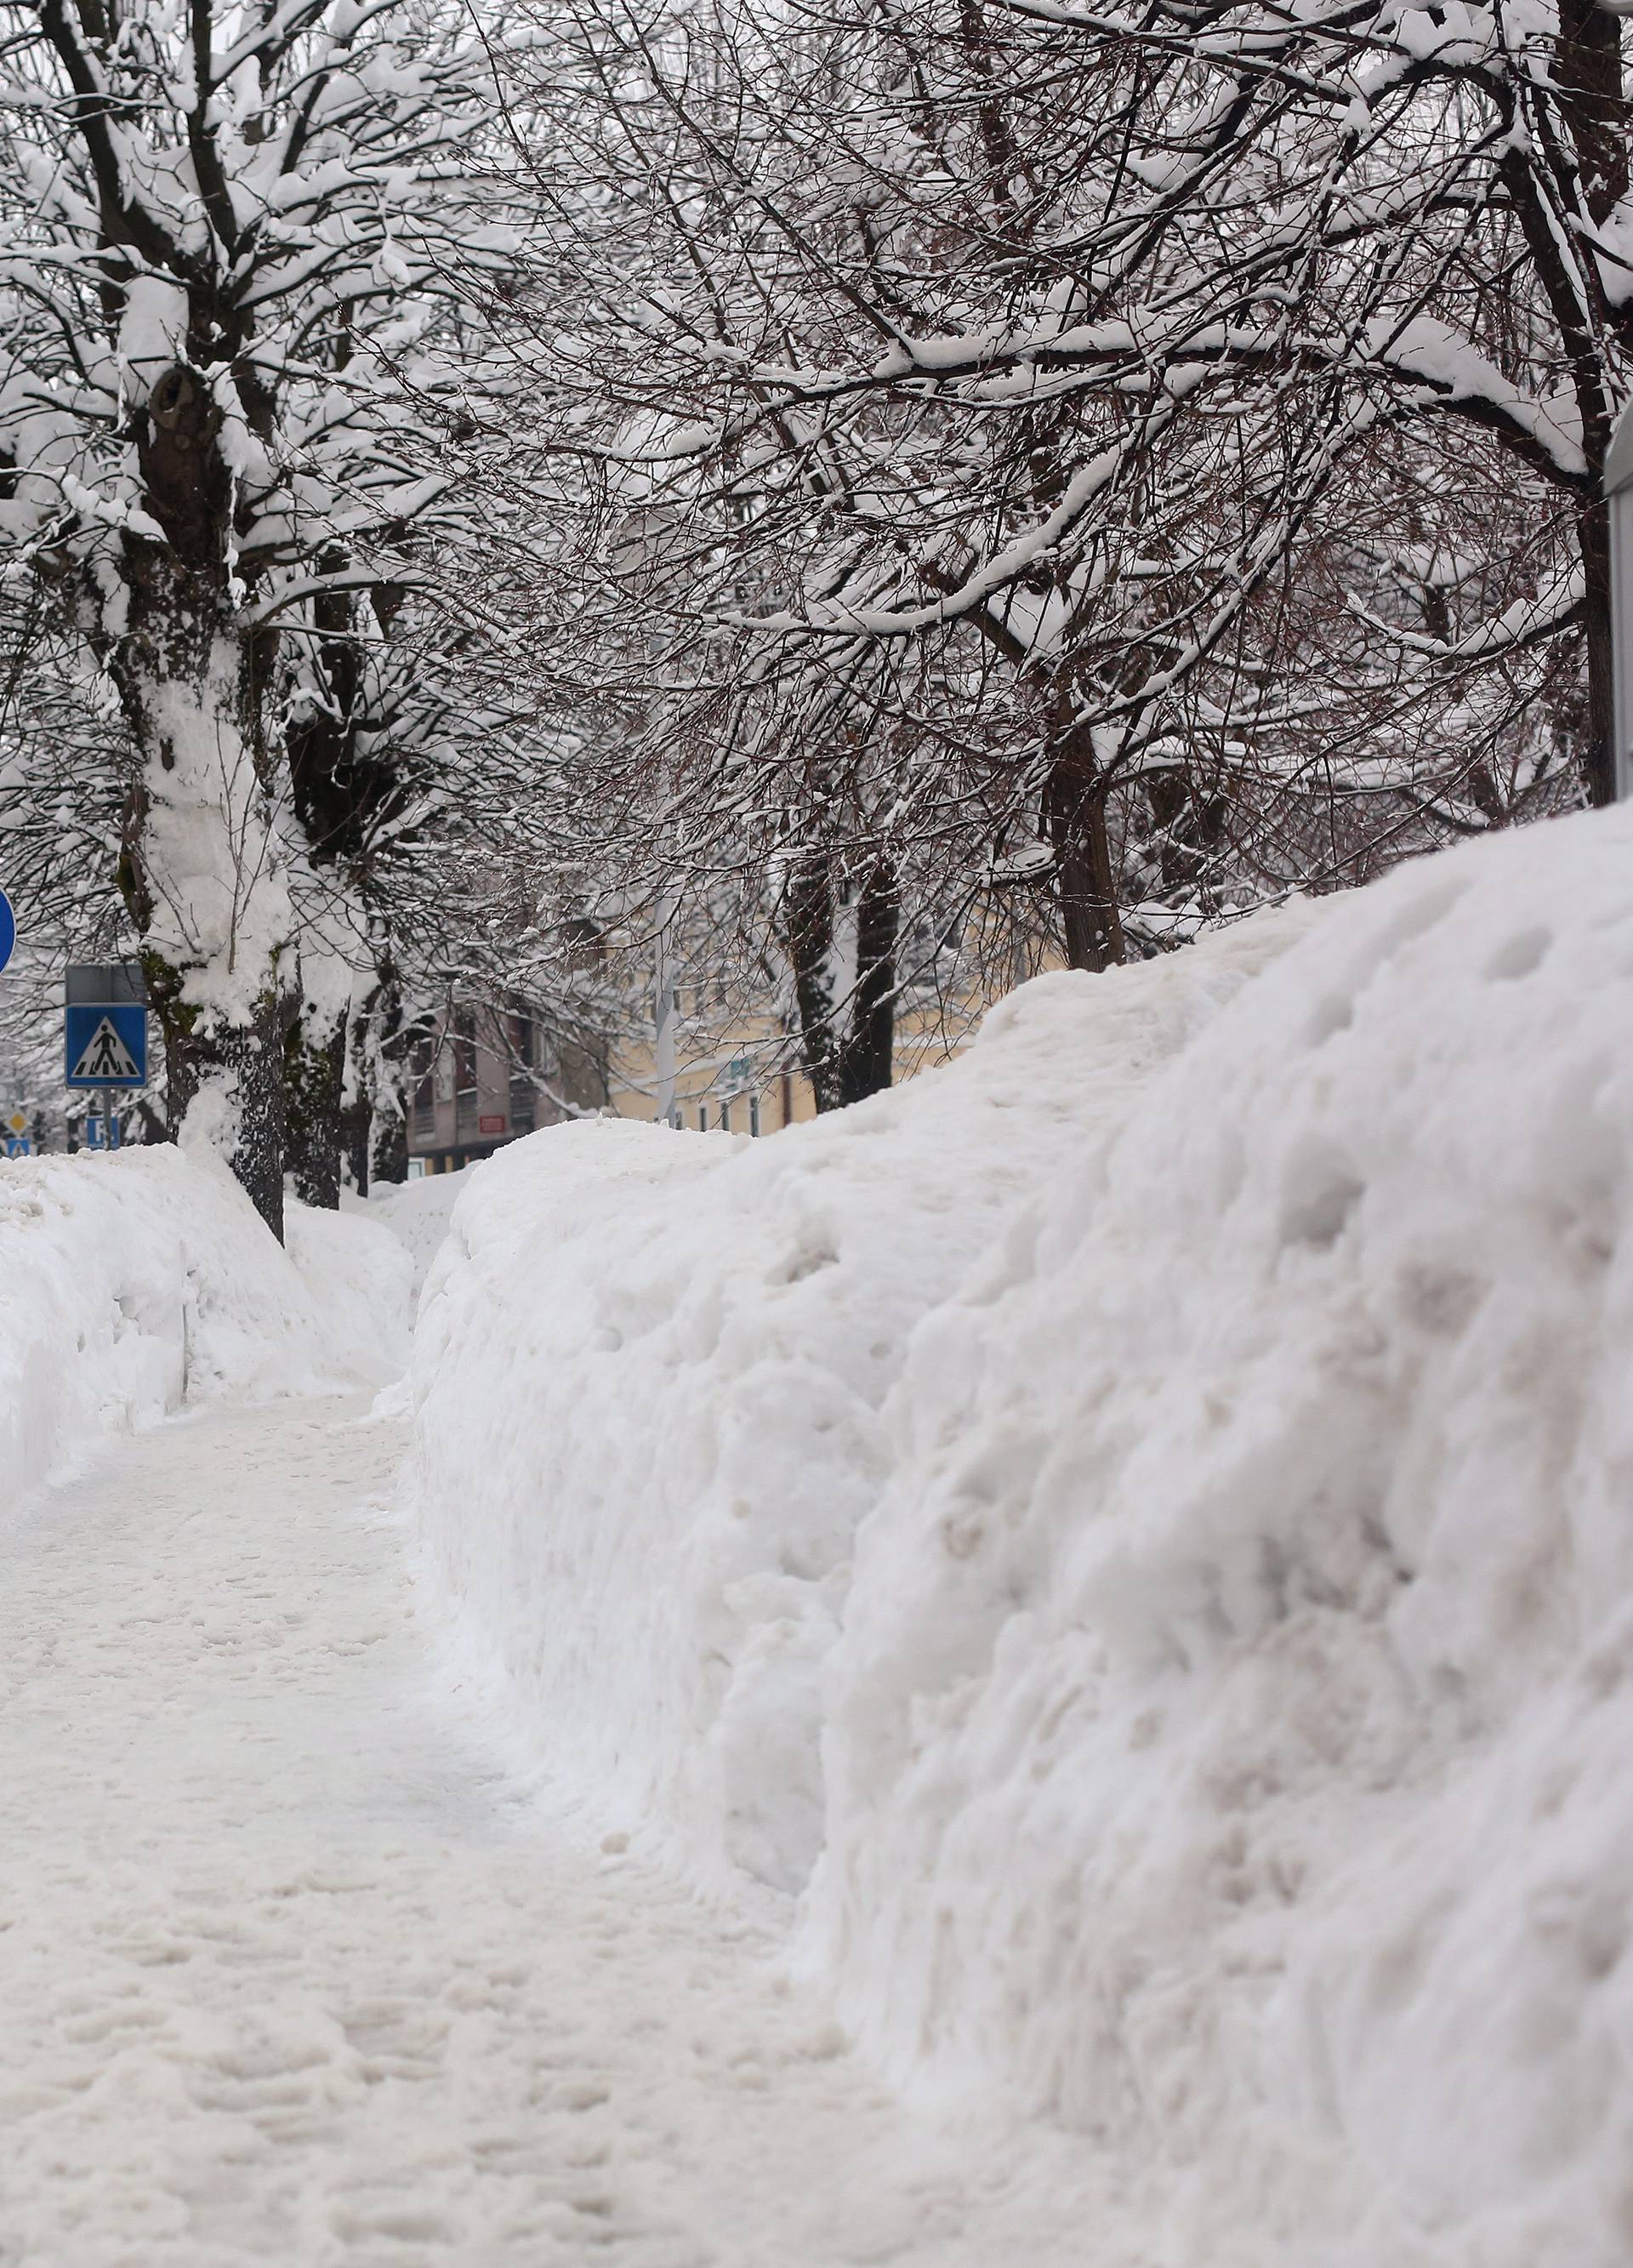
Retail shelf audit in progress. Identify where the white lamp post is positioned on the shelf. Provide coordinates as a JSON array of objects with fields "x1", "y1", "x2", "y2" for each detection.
[
  {"x1": 653, "y1": 903, "x2": 678, "y2": 1128},
  {"x1": 1605, "y1": 406, "x2": 1633, "y2": 802}
]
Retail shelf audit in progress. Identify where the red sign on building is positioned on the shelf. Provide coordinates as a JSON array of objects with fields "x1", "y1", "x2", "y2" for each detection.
[{"x1": 478, "y1": 1114, "x2": 506, "y2": 1136}]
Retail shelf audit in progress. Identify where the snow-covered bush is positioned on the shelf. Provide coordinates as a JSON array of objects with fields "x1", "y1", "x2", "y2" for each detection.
[
  {"x1": 2, "y1": 1146, "x2": 412, "y2": 1506},
  {"x1": 410, "y1": 803, "x2": 1633, "y2": 2265}
]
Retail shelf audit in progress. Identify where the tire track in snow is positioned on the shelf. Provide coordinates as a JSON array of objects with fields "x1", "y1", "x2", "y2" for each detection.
[{"x1": 0, "y1": 1399, "x2": 1098, "y2": 2266}]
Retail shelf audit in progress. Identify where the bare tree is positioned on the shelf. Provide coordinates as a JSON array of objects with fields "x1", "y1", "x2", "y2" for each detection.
[
  {"x1": 0, "y1": 0, "x2": 498, "y2": 1230},
  {"x1": 455, "y1": 0, "x2": 1615, "y2": 1032}
]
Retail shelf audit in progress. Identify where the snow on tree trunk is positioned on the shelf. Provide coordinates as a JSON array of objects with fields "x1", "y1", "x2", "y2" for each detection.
[
  {"x1": 1043, "y1": 721, "x2": 1125, "y2": 977},
  {"x1": 835, "y1": 862, "x2": 901, "y2": 1107},
  {"x1": 116, "y1": 362, "x2": 293, "y2": 1235},
  {"x1": 784, "y1": 853, "x2": 900, "y2": 1113},
  {"x1": 0, "y1": 3, "x2": 497, "y2": 1234}
]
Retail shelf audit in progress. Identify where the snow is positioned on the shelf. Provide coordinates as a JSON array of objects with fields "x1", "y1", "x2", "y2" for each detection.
[
  {"x1": 408, "y1": 801, "x2": 1633, "y2": 2266},
  {"x1": 0, "y1": 1143, "x2": 411, "y2": 1507},
  {"x1": 351, "y1": 1167, "x2": 477, "y2": 1298},
  {"x1": 139, "y1": 647, "x2": 299, "y2": 1027},
  {"x1": 404, "y1": 920, "x2": 1298, "y2": 1902},
  {"x1": 8, "y1": 801, "x2": 1633, "y2": 2262},
  {"x1": 0, "y1": 1395, "x2": 1106, "y2": 2264},
  {"x1": 117, "y1": 273, "x2": 190, "y2": 390}
]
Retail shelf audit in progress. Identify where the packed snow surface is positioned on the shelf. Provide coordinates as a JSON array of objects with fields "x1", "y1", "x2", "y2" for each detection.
[
  {"x1": 0, "y1": 1399, "x2": 1101, "y2": 2265},
  {"x1": 411, "y1": 802, "x2": 1633, "y2": 2267},
  {"x1": 0, "y1": 1143, "x2": 410, "y2": 1504}
]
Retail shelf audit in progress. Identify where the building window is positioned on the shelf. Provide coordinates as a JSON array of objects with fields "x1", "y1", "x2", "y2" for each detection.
[
  {"x1": 697, "y1": 1103, "x2": 707, "y2": 1131},
  {"x1": 749, "y1": 1095, "x2": 760, "y2": 1137},
  {"x1": 562, "y1": 914, "x2": 606, "y2": 971},
  {"x1": 412, "y1": 1036, "x2": 435, "y2": 1136},
  {"x1": 508, "y1": 1010, "x2": 537, "y2": 1135},
  {"x1": 720, "y1": 1099, "x2": 732, "y2": 1133},
  {"x1": 453, "y1": 1008, "x2": 477, "y2": 1095},
  {"x1": 454, "y1": 1008, "x2": 478, "y2": 1142}
]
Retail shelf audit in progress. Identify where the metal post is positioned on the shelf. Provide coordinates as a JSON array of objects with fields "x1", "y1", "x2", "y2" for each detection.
[
  {"x1": 653, "y1": 899, "x2": 677, "y2": 1126},
  {"x1": 1605, "y1": 406, "x2": 1633, "y2": 802}
]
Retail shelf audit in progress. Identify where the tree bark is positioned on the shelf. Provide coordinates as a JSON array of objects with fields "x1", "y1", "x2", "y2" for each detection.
[
  {"x1": 784, "y1": 851, "x2": 843, "y2": 1113},
  {"x1": 340, "y1": 1099, "x2": 373, "y2": 1195},
  {"x1": 1498, "y1": 16, "x2": 1624, "y2": 811},
  {"x1": 369, "y1": 1099, "x2": 408, "y2": 1188},
  {"x1": 112, "y1": 361, "x2": 293, "y2": 1239},
  {"x1": 284, "y1": 1004, "x2": 348, "y2": 1210},
  {"x1": 142, "y1": 975, "x2": 287, "y2": 1233},
  {"x1": 835, "y1": 860, "x2": 899, "y2": 1106},
  {"x1": 1579, "y1": 504, "x2": 1618, "y2": 810},
  {"x1": 1043, "y1": 721, "x2": 1125, "y2": 972},
  {"x1": 783, "y1": 851, "x2": 900, "y2": 1111}
]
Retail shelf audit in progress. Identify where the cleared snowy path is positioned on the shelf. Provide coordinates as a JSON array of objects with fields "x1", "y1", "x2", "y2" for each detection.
[{"x1": 0, "y1": 1399, "x2": 1094, "y2": 2268}]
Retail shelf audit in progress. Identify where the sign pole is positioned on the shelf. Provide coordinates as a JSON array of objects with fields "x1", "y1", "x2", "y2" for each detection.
[
  {"x1": 653, "y1": 898, "x2": 678, "y2": 1127},
  {"x1": 1605, "y1": 406, "x2": 1633, "y2": 802}
]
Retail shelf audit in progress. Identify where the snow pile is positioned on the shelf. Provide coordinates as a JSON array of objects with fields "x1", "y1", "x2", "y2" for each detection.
[
  {"x1": 409, "y1": 804, "x2": 1633, "y2": 2265},
  {"x1": 2, "y1": 1145, "x2": 412, "y2": 1505},
  {"x1": 351, "y1": 1168, "x2": 476, "y2": 1299},
  {"x1": 408, "y1": 904, "x2": 1304, "y2": 1898},
  {"x1": 811, "y1": 811, "x2": 1633, "y2": 2260}
]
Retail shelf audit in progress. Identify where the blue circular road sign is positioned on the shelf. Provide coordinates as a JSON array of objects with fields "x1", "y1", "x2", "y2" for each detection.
[{"x1": 0, "y1": 888, "x2": 13, "y2": 976}]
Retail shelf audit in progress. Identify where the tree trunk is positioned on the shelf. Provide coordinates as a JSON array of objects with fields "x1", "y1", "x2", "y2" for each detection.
[
  {"x1": 143, "y1": 973, "x2": 287, "y2": 1233},
  {"x1": 1505, "y1": 11, "x2": 1624, "y2": 811},
  {"x1": 783, "y1": 851, "x2": 900, "y2": 1111},
  {"x1": 117, "y1": 643, "x2": 292, "y2": 1239},
  {"x1": 1580, "y1": 502, "x2": 1617, "y2": 810},
  {"x1": 341, "y1": 1099, "x2": 373, "y2": 1196},
  {"x1": 113, "y1": 362, "x2": 293, "y2": 1239},
  {"x1": 783, "y1": 850, "x2": 842, "y2": 1113},
  {"x1": 285, "y1": 1004, "x2": 348, "y2": 1209},
  {"x1": 369, "y1": 1098, "x2": 408, "y2": 1188},
  {"x1": 835, "y1": 860, "x2": 899, "y2": 1106},
  {"x1": 362, "y1": 967, "x2": 407, "y2": 1188},
  {"x1": 1043, "y1": 724, "x2": 1125, "y2": 972}
]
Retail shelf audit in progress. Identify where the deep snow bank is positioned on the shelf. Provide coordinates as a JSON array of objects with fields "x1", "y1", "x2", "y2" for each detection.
[
  {"x1": 2, "y1": 1145, "x2": 412, "y2": 1503},
  {"x1": 350, "y1": 1167, "x2": 475, "y2": 1298},
  {"x1": 408, "y1": 903, "x2": 1307, "y2": 1896},
  {"x1": 410, "y1": 804, "x2": 1633, "y2": 2265}
]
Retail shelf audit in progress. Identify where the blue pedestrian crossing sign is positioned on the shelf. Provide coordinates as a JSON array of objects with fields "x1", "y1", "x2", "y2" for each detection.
[
  {"x1": 65, "y1": 1001, "x2": 147, "y2": 1088},
  {"x1": 65, "y1": 962, "x2": 148, "y2": 1090},
  {"x1": 0, "y1": 887, "x2": 14, "y2": 976},
  {"x1": 64, "y1": 961, "x2": 150, "y2": 1093}
]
